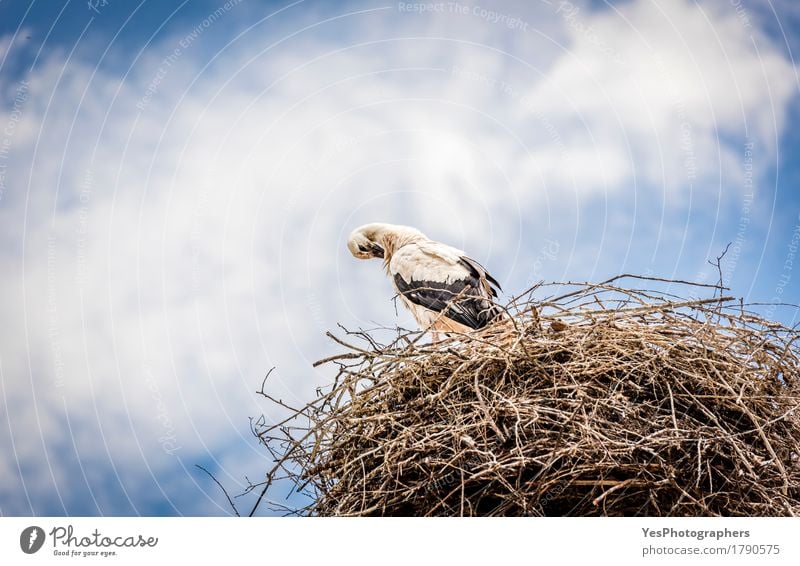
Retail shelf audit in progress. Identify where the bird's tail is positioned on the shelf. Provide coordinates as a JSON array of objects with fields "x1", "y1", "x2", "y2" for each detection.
[{"x1": 476, "y1": 300, "x2": 506, "y2": 329}]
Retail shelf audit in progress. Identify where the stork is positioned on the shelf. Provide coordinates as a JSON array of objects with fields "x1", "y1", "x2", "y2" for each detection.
[{"x1": 347, "y1": 223, "x2": 502, "y2": 341}]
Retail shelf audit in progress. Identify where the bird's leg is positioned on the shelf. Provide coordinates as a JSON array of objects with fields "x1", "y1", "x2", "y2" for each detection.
[{"x1": 431, "y1": 330, "x2": 440, "y2": 344}]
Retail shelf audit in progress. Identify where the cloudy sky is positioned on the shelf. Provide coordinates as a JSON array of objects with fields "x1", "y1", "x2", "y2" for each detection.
[{"x1": 0, "y1": 0, "x2": 798, "y2": 516}]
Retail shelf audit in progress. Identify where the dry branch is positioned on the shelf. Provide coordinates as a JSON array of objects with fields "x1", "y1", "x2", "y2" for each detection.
[{"x1": 252, "y1": 277, "x2": 800, "y2": 516}]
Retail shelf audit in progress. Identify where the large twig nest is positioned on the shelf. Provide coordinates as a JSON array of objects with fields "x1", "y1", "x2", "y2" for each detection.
[{"x1": 253, "y1": 276, "x2": 800, "y2": 516}]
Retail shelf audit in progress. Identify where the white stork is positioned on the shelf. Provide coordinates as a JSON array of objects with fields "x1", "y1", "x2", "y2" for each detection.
[{"x1": 346, "y1": 223, "x2": 503, "y2": 340}]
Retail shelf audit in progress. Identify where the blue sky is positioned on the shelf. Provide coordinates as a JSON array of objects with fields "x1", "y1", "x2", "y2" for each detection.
[{"x1": 0, "y1": 0, "x2": 798, "y2": 516}]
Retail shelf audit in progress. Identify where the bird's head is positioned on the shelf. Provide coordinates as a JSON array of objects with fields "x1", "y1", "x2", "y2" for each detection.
[
  {"x1": 347, "y1": 226, "x2": 386, "y2": 260},
  {"x1": 347, "y1": 223, "x2": 425, "y2": 261}
]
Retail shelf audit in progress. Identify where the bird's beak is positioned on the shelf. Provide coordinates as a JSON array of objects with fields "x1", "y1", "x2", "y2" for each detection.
[{"x1": 370, "y1": 243, "x2": 385, "y2": 259}]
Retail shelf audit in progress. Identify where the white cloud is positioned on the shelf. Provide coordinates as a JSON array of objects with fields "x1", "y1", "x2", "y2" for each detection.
[
  {"x1": 0, "y1": 0, "x2": 795, "y2": 514},
  {"x1": 521, "y1": 0, "x2": 795, "y2": 196}
]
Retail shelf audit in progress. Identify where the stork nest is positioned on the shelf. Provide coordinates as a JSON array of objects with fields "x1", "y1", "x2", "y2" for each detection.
[{"x1": 252, "y1": 276, "x2": 800, "y2": 516}]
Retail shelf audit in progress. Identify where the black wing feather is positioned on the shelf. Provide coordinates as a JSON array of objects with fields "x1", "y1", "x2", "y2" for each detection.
[
  {"x1": 459, "y1": 256, "x2": 502, "y2": 296},
  {"x1": 393, "y1": 273, "x2": 501, "y2": 330}
]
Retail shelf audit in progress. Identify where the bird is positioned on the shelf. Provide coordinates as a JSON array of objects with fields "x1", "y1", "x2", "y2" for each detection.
[{"x1": 346, "y1": 223, "x2": 503, "y2": 341}]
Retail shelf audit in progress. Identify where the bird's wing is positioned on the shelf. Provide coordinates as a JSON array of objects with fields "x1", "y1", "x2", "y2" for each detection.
[
  {"x1": 389, "y1": 241, "x2": 502, "y2": 330},
  {"x1": 459, "y1": 255, "x2": 502, "y2": 297}
]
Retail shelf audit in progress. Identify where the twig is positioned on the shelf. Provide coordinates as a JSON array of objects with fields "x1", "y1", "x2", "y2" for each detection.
[{"x1": 196, "y1": 465, "x2": 240, "y2": 517}]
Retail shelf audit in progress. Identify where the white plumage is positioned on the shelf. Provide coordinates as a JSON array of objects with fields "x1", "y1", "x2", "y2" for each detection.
[{"x1": 347, "y1": 223, "x2": 502, "y2": 339}]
